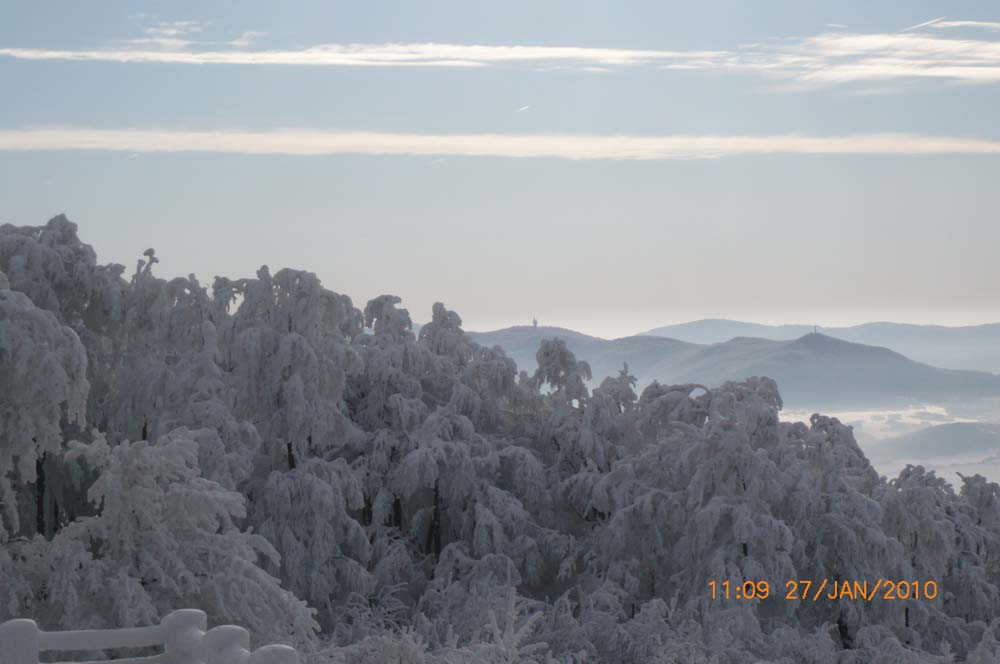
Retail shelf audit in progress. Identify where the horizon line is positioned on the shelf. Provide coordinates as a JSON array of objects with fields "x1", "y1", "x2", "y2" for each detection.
[{"x1": 458, "y1": 316, "x2": 1000, "y2": 341}]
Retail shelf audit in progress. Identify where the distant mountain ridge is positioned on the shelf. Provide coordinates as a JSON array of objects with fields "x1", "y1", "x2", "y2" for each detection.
[
  {"x1": 468, "y1": 326, "x2": 1000, "y2": 409},
  {"x1": 642, "y1": 319, "x2": 1000, "y2": 373}
]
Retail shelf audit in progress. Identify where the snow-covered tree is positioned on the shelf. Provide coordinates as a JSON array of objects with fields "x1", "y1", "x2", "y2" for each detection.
[
  {"x1": 4, "y1": 215, "x2": 1000, "y2": 662},
  {"x1": 0, "y1": 282, "x2": 88, "y2": 539},
  {"x1": 39, "y1": 431, "x2": 318, "y2": 645}
]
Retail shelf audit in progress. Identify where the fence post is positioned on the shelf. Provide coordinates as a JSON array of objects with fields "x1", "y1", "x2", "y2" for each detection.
[
  {"x1": 0, "y1": 619, "x2": 39, "y2": 664},
  {"x1": 200, "y1": 625, "x2": 250, "y2": 664},
  {"x1": 247, "y1": 645, "x2": 299, "y2": 664},
  {"x1": 161, "y1": 609, "x2": 207, "y2": 664}
]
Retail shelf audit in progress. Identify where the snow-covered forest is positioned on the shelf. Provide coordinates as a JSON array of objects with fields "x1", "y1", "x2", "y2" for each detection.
[{"x1": 3, "y1": 215, "x2": 1000, "y2": 663}]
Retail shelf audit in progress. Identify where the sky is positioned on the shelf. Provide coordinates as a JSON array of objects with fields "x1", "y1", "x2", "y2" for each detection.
[{"x1": 2, "y1": 1, "x2": 999, "y2": 339}]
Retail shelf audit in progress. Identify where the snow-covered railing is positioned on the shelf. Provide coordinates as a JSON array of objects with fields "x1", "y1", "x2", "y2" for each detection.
[{"x1": 0, "y1": 609, "x2": 299, "y2": 664}]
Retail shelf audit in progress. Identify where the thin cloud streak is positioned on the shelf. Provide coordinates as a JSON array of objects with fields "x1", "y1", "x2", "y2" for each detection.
[
  {"x1": 0, "y1": 43, "x2": 722, "y2": 68},
  {"x1": 3, "y1": 127, "x2": 1000, "y2": 160},
  {"x1": 5, "y1": 27, "x2": 1000, "y2": 85},
  {"x1": 933, "y1": 20, "x2": 1000, "y2": 32},
  {"x1": 898, "y1": 16, "x2": 947, "y2": 33}
]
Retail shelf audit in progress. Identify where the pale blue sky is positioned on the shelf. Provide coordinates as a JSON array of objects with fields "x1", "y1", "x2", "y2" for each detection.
[{"x1": 2, "y1": 1, "x2": 999, "y2": 337}]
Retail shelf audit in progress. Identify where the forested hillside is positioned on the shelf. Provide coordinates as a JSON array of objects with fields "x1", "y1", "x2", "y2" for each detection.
[{"x1": 2, "y1": 216, "x2": 1000, "y2": 663}]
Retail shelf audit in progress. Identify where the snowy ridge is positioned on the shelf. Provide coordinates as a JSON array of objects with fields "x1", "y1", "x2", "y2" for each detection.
[
  {"x1": 644, "y1": 318, "x2": 1000, "y2": 373},
  {"x1": 2, "y1": 216, "x2": 1000, "y2": 662}
]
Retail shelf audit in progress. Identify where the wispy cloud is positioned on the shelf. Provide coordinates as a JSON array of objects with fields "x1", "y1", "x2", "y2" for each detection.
[
  {"x1": 3, "y1": 19, "x2": 1000, "y2": 86},
  {"x1": 116, "y1": 20, "x2": 207, "y2": 50},
  {"x1": 0, "y1": 42, "x2": 723, "y2": 68},
  {"x1": 144, "y1": 20, "x2": 205, "y2": 38},
  {"x1": 114, "y1": 20, "x2": 266, "y2": 52},
  {"x1": 898, "y1": 16, "x2": 947, "y2": 33},
  {"x1": 228, "y1": 31, "x2": 268, "y2": 49},
  {"x1": 786, "y1": 31, "x2": 1000, "y2": 83},
  {"x1": 2, "y1": 126, "x2": 1000, "y2": 160},
  {"x1": 932, "y1": 20, "x2": 1000, "y2": 32}
]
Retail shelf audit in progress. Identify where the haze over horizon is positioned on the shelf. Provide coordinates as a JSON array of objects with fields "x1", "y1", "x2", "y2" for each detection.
[
  {"x1": 460, "y1": 314, "x2": 1000, "y2": 341},
  {"x1": 3, "y1": 1, "x2": 1000, "y2": 338}
]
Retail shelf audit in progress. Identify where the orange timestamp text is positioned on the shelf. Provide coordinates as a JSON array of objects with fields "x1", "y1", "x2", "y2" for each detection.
[{"x1": 708, "y1": 579, "x2": 938, "y2": 602}]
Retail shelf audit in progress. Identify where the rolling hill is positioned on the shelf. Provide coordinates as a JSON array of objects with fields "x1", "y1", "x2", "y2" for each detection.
[
  {"x1": 467, "y1": 325, "x2": 701, "y2": 388},
  {"x1": 643, "y1": 319, "x2": 1000, "y2": 373},
  {"x1": 468, "y1": 326, "x2": 1000, "y2": 409}
]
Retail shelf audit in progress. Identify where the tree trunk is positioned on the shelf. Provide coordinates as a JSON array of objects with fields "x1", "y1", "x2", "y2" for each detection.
[
  {"x1": 35, "y1": 452, "x2": 46, "y2": 536},
  {"x1": 362, "y1": 495, "x2": 372, "y2": 527},
  {"x1": 392, "y1": 495, "x2": 403, "y2": 530},
  {"x1": 837, "y1": 613, "x2": 853, "y2": 649},
  {"x1": 426, "y1": 481, "x2": 442, "y2": 561}
]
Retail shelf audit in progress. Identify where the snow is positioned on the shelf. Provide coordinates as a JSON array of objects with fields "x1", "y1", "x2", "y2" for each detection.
[
  {"x1": 2, "y1": 215, "x2": 1000, "y2": 662},
  {"x1": 0, "y1": 608, "x2": 300, "y2": 664}
]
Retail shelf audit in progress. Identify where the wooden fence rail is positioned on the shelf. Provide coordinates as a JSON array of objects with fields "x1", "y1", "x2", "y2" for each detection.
[{"x1": 0, "y1": 610, "x2": 300, "y2": 664}]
